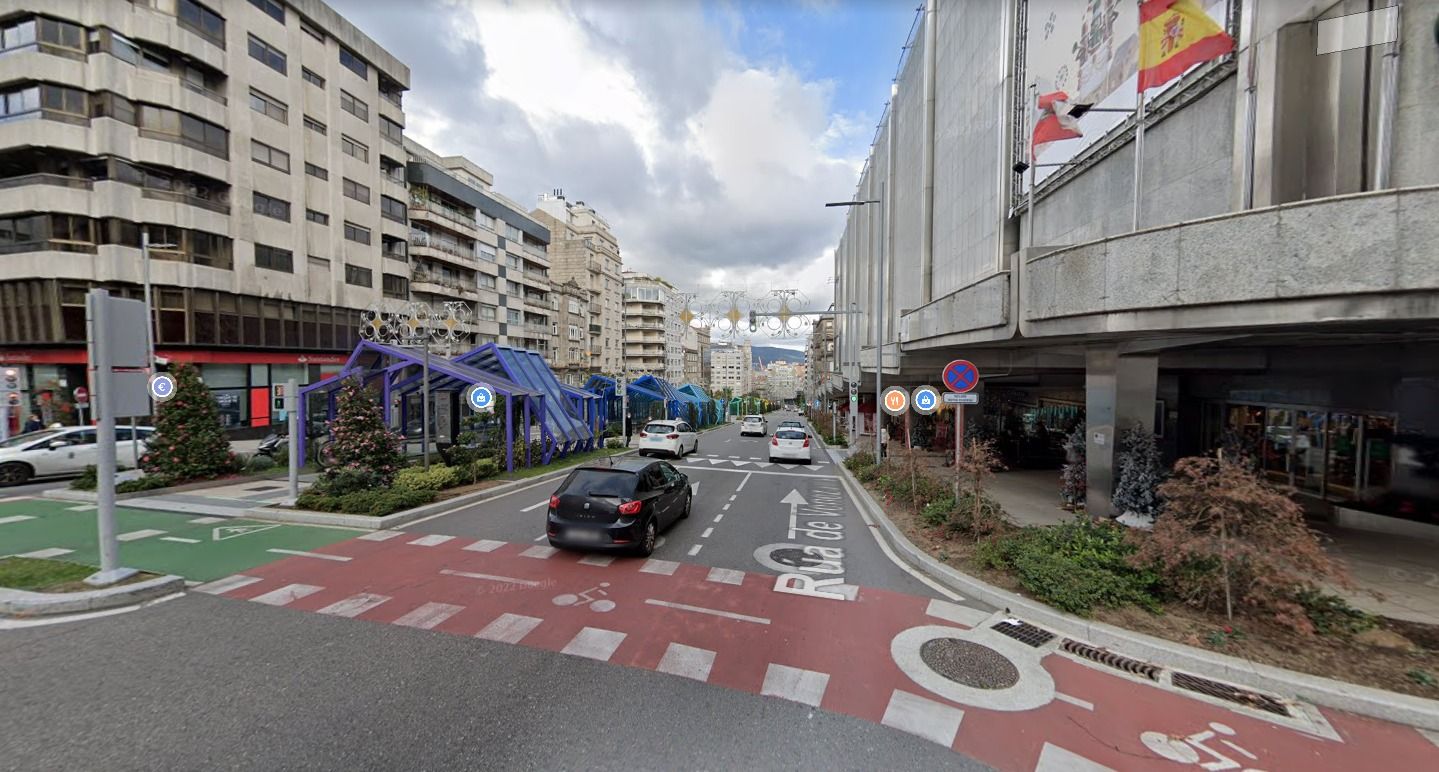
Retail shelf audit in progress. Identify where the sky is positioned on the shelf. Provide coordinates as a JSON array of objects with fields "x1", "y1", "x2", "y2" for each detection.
[{"x1": 328, "y1": 0, "x2": 917, "y2": 349}]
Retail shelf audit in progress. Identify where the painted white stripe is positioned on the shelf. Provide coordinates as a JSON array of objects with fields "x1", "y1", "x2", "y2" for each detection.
[
  {"x1": 687, "y1": 544, "x2": 703, "y2": 556},
  {"x1": 1035, "y1": 743, "x2": 1116, "y2": 772},
  {"x1": 0, "y1": 496, "x2": 32, "y2": 504},
  {"x1": 778, "y1": 464, "x2": 796, "y2": 470},
  {"x1": 761, "y1": 663, "x2": 829, "y2": 707},
  {"x1": 463, "y1": 539, "x2": 505, "y2": 553},
  {"x1": 644, "y1": 598, "x2": 769, "y2": 625},
  {"x1": 250, "y1": 583, "x2": 323, "y2": 607},
  {"x1": 656, "y1": 642, "x2": 716, "y2": 682},
  {"x1": 520, "y1": 545, "x2": 558, "y2": 559},
  {"x1": 752, "y1": 462, "x2": 772, "y2": 469},
  {"x1": 440, "y1": 568, "x2": 541, "y2": 586},
  {"x1": 17, "y1": 547, "x2": 73, "y2": 559},
  {"x1": 721, "y1": 503, "x2": 731, "y2": 511},
  {"x1": 713, "y1": 513, "x2": 724, "y2": 522},
  {"x1": 705, "y1": 567, "x2": 744, "y2": 586},
  {"x1": 66, "y1": 504, "x2": 97, "y2": 512},
  {"x1": 116, "y1": 529, "x2": 165, "y2": 542},
  {"x1": 0, "y1": 515, "x2": 35, "y2": 525},
  {"x1": 735, "y1": 472, "x2": 753, "y2": 490},
  {"x1": 160, "y1": 536, "x2": 201, "y2": 544},
  {"x1": 520, "y1": 499, "x2": 549, "y2": 512},
  {"x1": 357, "y1": 530, "x2": 406, "y2": 542},
  {"x1": 639, "y1": 558, "x2": 679, "y2": 576},
  {"x1": 727, "y1": 455, "x2": 740, "y2": 459},
  {"x1": 561, "y1": 626, "x2": 626, "y2": 661},
  {"x1": 267, "y1": 548, "x2": 351, "y2": 562},
  {"x1": 475, "y1": 612, "x2": 543, "y2": 644},
  {"x1": 1418, "y1": 729, "x2": 1439, "y2": 750},
  {"x1": 1055, "y1": 692, "x2": 1095, "y2": 711},
  {"x1": 701, "y1": 527, "x2": 713, "y2": 538},
  {"x1": 533, "y1": 534, "x2": 546, "y2": 542},
  {"x1": 187, "y1": 516, "x2": 225, "y2": 524},
  {"x1": 393, "y1": 601, "x2": 464, "y2": 630},
  {"x1": 578, "y1": 554, "x2": 614, "y2": 567},
  {"x1": 690, "y1": 482, "x2": 700, "y2": 496},
  {"x1": 708, "y1": 458, "x2": 726, "y2": 465},
  {"x1": 728, "y1": 494, "x2": 737, "y2": 501},
  {"x1": 407, "y1": 534, "x2": 454, "y2": 547},
  {"x1": 881, "y1": 690, "x2": 964, "y2": 747},
  {"x1": 317, "y1": 593, "x2": 391, "y2": 618},
  {"x1": 194, "y1": 574, "x2": 261, "y2": 595},
  {"x1": 731, "y1": 461, "x2": 749, "y2": 467}
]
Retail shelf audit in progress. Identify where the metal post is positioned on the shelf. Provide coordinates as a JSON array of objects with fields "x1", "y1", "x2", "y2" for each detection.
[
  {"x1": 954, "y1": 405, "x2": 962, "y2": 498},
  {"x1": 619, "y1": 375, "x2": 628, "y2": 446},
  {"x1": 1240, "y1": 0, "x2": 1260, "y2": 208},
  {"x1": 1132, "y1": 89, "x2": 1147, "y2": 231},
  {"x1": 875, "y1": 179, "x2": 886, "y2": 461},
  {"x1": 1026, "y1": 84, "x2": 1037, "y2": 249},
  {"x1": 421, "y1": 340, "x2": 430, "y2": 471},
  {"x1": 286, "y1": 378, "x2": 299, "y2": 500},
  {"x1": 137, "y1": 228, "x2": 154, "y2": 470},
  {"x1": 86, "y1": 290, "x2": 134, "y2": 586},
  {"x1": 1374, "y1": 0, "x2": 1402, "y2": 189}
]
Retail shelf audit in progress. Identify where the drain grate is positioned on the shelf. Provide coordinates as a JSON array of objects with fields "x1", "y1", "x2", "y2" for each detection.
[
  {"x1": 1060, "y1": 639, "x2": 1161, "y2": 681},
  {"x1": 1172, "y1": 672, "x2": 1290, "y2": 717},
  {"x1": 990, "y1": 619, "x2": 1056, "y2": 648}
]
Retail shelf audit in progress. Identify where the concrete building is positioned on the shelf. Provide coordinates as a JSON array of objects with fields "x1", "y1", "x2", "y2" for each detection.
[
  {"x1": 764, "y1": 361, "x2": 798, "y2": 402},
  {"x1": 834, "y1": 0, "x2": 1439, "y2": 526},
  {"x1": 710, "y1": 340, "x2": 751, "y2": 397},
  {"x1": 0, "y1": 0, "x2": 409, "y2": 433},
  {"x1": 806, "y1": 316, "x2": 837, "y2": 403},
  {"x1": 621, "y1": 271, "x2": 678, "y2": 379},
  {"x1": 549, "y1": 277, "x2": 593, "y2": 386},
  {"x1": 533, "y1": 191, "x2": 623, "y2": 374},
  {"x1": 682, "y1": 325, "x2": 710, "y2": 387}
]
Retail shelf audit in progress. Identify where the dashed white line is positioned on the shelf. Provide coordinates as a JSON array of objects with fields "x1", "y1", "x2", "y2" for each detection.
[
  {"x1": 761, "y1": 663, "x2": 829, "y2": 706},
  {"x1": 475, "y1": 613, "x2": 543, "y2": 643},
  {"x1": 160, "y1": 536, "x2": 200, "y2": 544},
  {"x1": 66, "y1": 504, "x2": 97, "y2": 512},
  {"x1": 358, "y1": 530, "x2": 406, "y2": 542},
  {"x1": 701, "y1": 527, "x2": 714, "y2": 538},
  {"x1": 440, "y1": 568, "x2": 541, "y2": 586},
  {"x1": 644, "y1": 599, "x2": 769, "y2": 625},
  {"x1": 17, "y1": 548, "x2": 73, "y2": 559},
  {"x1": 250, "y1": 583, "x2": 323, "y2": 607},
  {"x1": 735, "y1": 472, "x2": 754, "y2": 490},
  {"x1": 561, "y1": 626, "x2": 626, "y2": 661},
  {"x1": 462, "y1": 539, "x2": 505, "y2": 553},
  {"x1": 1035, "y1": 743, "x2": 1116, "y2": 772},
  {"x1": 521, "y1": 545, "x2": 559, "y2": 559},
  {"x1": 656, "y1": 642, "x2": 716, "y2": 682},
  {"x1": 116, "y1": 529, "x2": 165, "y2": 542},
  {"x1": 713, "y1": 514, "x2": 724, "y2": 522},
  {"x1": 1054, "y1": 692, "x2": 1095, "y2": 711},
  {"x1": 393, "y1": 601, "x2": 463, "y2": 630},
  {"x1": 317, "y1": 593, "x2": 391, "y2": 618},
  {"x1": 407, "y1": 534, "x2": 454, "y2": 547},
  {"x1": 520, "y1": 499, "x2": 549, "y2": 512},
  {"x1": 194, "y1": 574, "x2": 261, "y2": 595},
  {"x1": 687, "y1": 544, "x2": 703, "y2": 556},
  {"x1": 267, "y1": 548, "x2": 351, "y2": 562},
  {"x1": 639, "y1": 558, "x2": 679, "y2": 576},
  {"x1": 705, "y1": 567, "x2": 744, "y2": 585},
  {"x1": 721, "y1": 503, "x2": 731, "y2": 511},
  {"x1": 728, "y1": 494, "x2": 737, "y2": 501},
  {"x1": 0, "y1": 515, "x2": 36, "y2": 525},
  {"x1": 881, "y1": 690, "x2": 965, "y2": 747}
]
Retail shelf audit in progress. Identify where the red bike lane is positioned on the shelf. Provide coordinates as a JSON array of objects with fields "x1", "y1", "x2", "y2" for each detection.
[{"x1": 198, "y1": 532, "x2": 1439, "y2": 771}]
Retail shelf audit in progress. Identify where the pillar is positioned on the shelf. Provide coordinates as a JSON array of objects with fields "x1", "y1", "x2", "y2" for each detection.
[{"x1": 1085, "y1": 348, "x2": 1158, "y2": 518}]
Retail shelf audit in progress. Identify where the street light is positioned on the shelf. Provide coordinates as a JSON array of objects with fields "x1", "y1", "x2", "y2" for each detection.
[{"x1": 824, "y1": 192, "x2": 885, "y2": 461}]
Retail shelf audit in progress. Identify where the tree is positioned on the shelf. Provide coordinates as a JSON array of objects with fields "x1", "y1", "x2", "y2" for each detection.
[
  {"x1": 1113, "y1": 425, "x2": 1166, "y2": 521},
  {"x1": 323, "y1": 377, "x2": 404, "y2": 488},
  {"x1": 140, "y1": 363, "x2": 238, "y2": 482},
  {"x1": 1060, "y1": 424, "x2": 1086, "y2": 510},
  {"x1": 954, "y1": 438, "x2": 1007, "y2": 539}
]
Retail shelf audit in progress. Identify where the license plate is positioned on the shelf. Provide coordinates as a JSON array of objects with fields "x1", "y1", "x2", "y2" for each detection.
[{"x1": 567, "y1": 529, "x2": 602, "y2": 542}]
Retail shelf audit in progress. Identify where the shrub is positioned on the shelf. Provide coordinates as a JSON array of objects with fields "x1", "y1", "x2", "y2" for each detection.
[
  {"x1": 321, "y1": 377, "x2": 404, "y2": 489},
  {"x1": 71, "y1": 465, "x2": 98, "y2": 491},
  {"x1": 844, "y1": 451, "x2": 876, "y2": 472},
  {"x1": 246, "y1": 454, "x2": 276, "y2": 473},
  {"x1": 140, "y1": 363, "x2": 240, "y2": 483},
  {"x1": 71, "y1": 464, "x2": 149, "y2": 491},
  {"x1": 948, "y1": 491, "x2": 1007, "y2": 538},
  {"x1": 468, "y1": 458, "x2": 499, "y2": 480},
  {"x1": 980, "y1": 520, "x2": 1161, "y2": 615},
  {"x1": 296, "y1": 488, "x2": 436, "y2": 516},
  {"x1": 314, "y1": 467, "x2": 380, "y2": 495},
  {"x1": 1294, "y1": 589, "x2": 1376, "y2": 637},
  {"x1": 921, "y1": 497, "x2": 956, "y2": 527},
  {"x1": 606, "y1": 437, "x2": 627, "y2": 449},
  {"x1": 394, "y1": 464, "x2": 461, "y2": 492},
  {"x1": 116, "y1": 475, "x2": 171, "y2": 494},
  {"x1": 952, "y1": 438, "x2": 1008, "y2": 538}
]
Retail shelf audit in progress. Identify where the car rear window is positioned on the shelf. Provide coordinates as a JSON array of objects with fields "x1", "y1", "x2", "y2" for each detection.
[
  {"x1": 744, "y1": 416, "x2": 763, "y2": 422},
  {"x1": 643, "y1": 423, "x2": 674, "y2": 434},
  {"x1": 560, "y1": 468, "x2": 638, "y2": 498},
  {"x1": 776, "y1": 429, "x2": 807, "y2": 440}
]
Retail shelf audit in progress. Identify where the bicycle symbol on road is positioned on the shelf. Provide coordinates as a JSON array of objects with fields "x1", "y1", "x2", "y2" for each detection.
[
  {"x1": 552, "y1": 582, "x2": 616, "y2": 612},
  {"x1": 1141, "y1": 722, "x2": 1263, "y2": 771}
]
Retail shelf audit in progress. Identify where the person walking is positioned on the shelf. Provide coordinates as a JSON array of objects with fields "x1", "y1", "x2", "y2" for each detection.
[{"x1": 22, "y1": 414, "x2": 42, "y2": 433}]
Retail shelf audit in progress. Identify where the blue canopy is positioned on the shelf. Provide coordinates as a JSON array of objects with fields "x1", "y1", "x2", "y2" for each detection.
[{"x1": 452, "y1": 343, "x2": 597, "y2": 450}]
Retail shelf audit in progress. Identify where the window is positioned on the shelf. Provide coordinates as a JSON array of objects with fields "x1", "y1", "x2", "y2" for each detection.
[
  {"x1": 380, "y1": 195, "x2": 406, "y2": 223},
  {"x1": 300, "y1": 19, "x2": 324, "y2": 42},
  {"x1": 247, "y1": 34, "x2": 286, "y2": 74},
  {"x1": 506, "y1": 309, "x2": 522, "y2": 324},
  {"x1": 479, "y1": 304, "x2": 496, "y2": 321},
  {"x1": 477, "y1": 213, "x2": 496, "y2": 232},
  {"x1": 249, "y1": 0, "x2": 284, "y2": 23},
  {"x1": 177, "y1": 0, "x2": 225, "y2": 48},
  {"x1": 339, "y1": 47, "x2": 368, "y2": 79},
  {"x1": 0, "y1": 85, "x2": 39, "y2": 118},
  {"x1": 1, "y1": 19, "x2": 35, "y2": 52},
  {"x1": 569, "y1": 325, "x2": 582, "y2": 341},
  {"x1": 38, "y1": 18, "x2": 83, "y2": 51},
  {"x1": 340, "y1": 90, "x2": 368, "y2": 121},
  {"x1": 506, "y1": 280, "x2": 521, "y2": 295},
  {"x1": 505, "y1": 224, "x2": 522, "y2": 241},
  {"x1": 380, "y1": 116, "x2": 403, "y2": 145},
  {"x1": 308, "y1": 255, "x2": 329, "y2": 267},
  {"x1": 305, "y1": 209, "x2": 329, "y2": 225},
  {"x1": 340, "y1": 134, "x2": 368, "y2": 162},
  {"x1": 249, "y1": 88, "x2": 287, "y2": 123},
  {"x1": 343, "y1": 221, "x2": 370, "y2": 244},
  {"x1": 477, "y1": 274, "x2": 496, "y2": 290},
  {"x1": 568, "y1": 299, "x2": 581, "y2": 314},
  {"x1": 253, "y1": 191, "x2": 290, "y2": 221},
  {"x1": 36, "y1": 84, "x2": 86, "y2": 117},
  {"x1": 302, "y1": 115, "x2": 326, "y2": 136},
  {"x1": 255, "y1": 244, "x2": 294, "y2": 272},
  {"x1": 345, "y1": 264, "x2": 372, "y2": 287},
  {"x1": 302, "y1": 67, "x2": 325, "y2": 88},
  {"x1": 342, "y1": 177, "x2": 370, "y2": 204},
  {"x1": 382, "y1": 273, "x2": 408, "y2": 298},
  {"x1": 250, "y1": 140, "x2": 290, "y2": 173},
  {"x1": 381, "y1": 236, "x2": 407, "y2": 260},
  {"x1": 505, "y1": 254, "x2": 520, "y2": 270}
]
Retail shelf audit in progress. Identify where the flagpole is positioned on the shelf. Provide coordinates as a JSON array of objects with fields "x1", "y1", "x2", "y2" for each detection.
[
  {"x1": 1027, "y1": 83, "x2": 1037, "y2": 249},
  {"x1": 1132, "y1": 86, "x2": 1146, "y2": 231}
]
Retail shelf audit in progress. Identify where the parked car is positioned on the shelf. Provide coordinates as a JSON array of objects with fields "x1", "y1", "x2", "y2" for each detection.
[
  {"x1": 0, "y1": 426, "x2": 156, "y2": 486},
  {"x1": 769, "y1": 428, "x2": 813, "y2": 464},
  {"x1": 546, "y1": 458, "x2": 692, "y2": 556},
  {"x1": 777, "y1": 419, "x2": 806, "y2": 433},
  {"x1": 637, "y1": 420, "x2": 697, "y2": 458},
  {"x1": 740, "y1": 414, "x2": 768, "y2": 436}
]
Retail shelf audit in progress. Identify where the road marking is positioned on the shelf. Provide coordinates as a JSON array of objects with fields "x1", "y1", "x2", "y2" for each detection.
[
  {"x1": 722, "y1": 504, "x2": 731, "y2": 511},
  {"x1": 533, "y1": 535, "x2": 546, "y2": 542},
  {"x1": 1418, "y1": 728, "x2": 1439, "y2": 750},
  {"x1": 213, "y1": 524, "x2": 279, "y2": 540},
  {"x1": 1055, "y1": 692, "x2": 1095, "y2": 711},
  {"x1": 521, "y1": 545, "x2": 559, "y2": 559},
  {"x1": 561, "y1": 626, "x2": 626, "y2": 661},
  {"x1": 0, "y1": 496, "x2": 32, "y2": 504},
  {"x1": 407, "y1": 534, "x2": 454, "y2": 547},
  {"x1": 881, "y1": 690, "x2": 964, "y2": 747},
  {"x1": 713, "y1": 514, "x2": 724, "y2": 522},
  {"x1": 705, "y1": 567, "x2": 744, "y2": 585},
  {"x1": 645, "y1": 599, "x2": 769, "y2": 625},
  {"x1": 731, "y1": 461, "x2": 749, "y2": 467},
  {"x1": 778, "y1": 464, "x2": 796, "y2": 470},
  {"x1": 117, "y1": 529, "x2": 165, "y2": 542},
  {"x1": 0, "y1": 515, "x2": 36, "y2": 525},
  {"x1": 160, "y1": 536, "x2": 201, "y2": 544},
  {"x1": 657, "y1": 642, "x2": 716, "y2": 682},
  {"x1": 924, "y1": 599, "x2": 986, "y2": 627},
  {"x1": 761, "y1": 663, "x2": 828, "y2": 706},
  {"x1": 753, "y1": 462, "x2": 772, "y2": 469},
  {"x1": 708, "y1": 459, "x2": 726, "y2": 465},
  {"x1": 398, "y1": 473, "x2": 574, "y2": 530},
  {"x1": 194, "y1": 574, "x2": 262, "y2": 595},
  {"x1": 393, "y1": 601, "x2": 463, "y2": 630},
  {"x1": 317, "y1": 593, "x2": 391, "y2": 618},
  {"x1": 463, "y1": 539, "x2": 505, "y2": 553},
  {"x1": 639, "y1": 558, "x2": 678, "y2": 576},
  {"x1": 701, "y1": 527, "x2": 714, "y2": 538},
  {"x1": 688, "y1": 544, "x2": 703, "y2": 556},
  {"x1": 66, "y1": 504, "x2": 97, "y2": 512},
  {"x1": 1035, "y1": 743, "x2": 1115, "y2": 772},
  {"x1": 250, "y1": 583, "x2": 323, "y2": 606},
  {"x1": 736, "y1": 471, "x2": 753, "y2": 491},
  {"x1": 475, "y1": 612, "x2": 542, "y2": 643},
  {"x1": 188, "y1": 516, "x2": 225, "y2": 524},
  {"x1": 728, "y1": 494, "x2": 737, "y2": 501},
  {"x1": 836, "y1": 469, "x2": 966, "y2": 603},
  {"x1": 18, "y1": 548, "x2": 73, "y2": 559},
  {"x1": 578, "y1": 555, "x2": 614, "y2": 567},
  {"x1": 686, "y1": 466, "x2": 829, "y2": 481},
  {"x1": 520, "y1": 499, "x2": 549, "y2": 512},
  {"x1": 440, "y1": 568, "x2": 542, "y2": 586},
  {"x1": 267, "y1": 548, "x2": 351, "y2": 562},
  {"x1": 358, "y1": 530, "x2": 406, "y2": 542},
  {"x1": 728, "y1": 455, "x2": 740, "y2": 459}
]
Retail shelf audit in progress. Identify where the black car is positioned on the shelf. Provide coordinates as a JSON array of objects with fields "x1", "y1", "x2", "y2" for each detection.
[{"x1": 546, "y1": 458, "x2": 691, "y2": 556}]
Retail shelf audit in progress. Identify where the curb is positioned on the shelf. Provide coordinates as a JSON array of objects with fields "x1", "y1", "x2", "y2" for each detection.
[
  {"x1": 830, "y1": 456, "x2": 1439, "y2": 732},
  {"x1": 41, "y1": 471, "x2": 307, "y2": 504},
  {"x1": 0, "y1": 574, "x2": 185, "y2": 618}
]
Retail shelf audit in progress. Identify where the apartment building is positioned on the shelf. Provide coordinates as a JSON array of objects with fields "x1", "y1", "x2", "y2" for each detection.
[
  {"x1": 763, "y1": 361, "x2": 798, "y2": 402},
  {"x1": 709, "y1": 340, "x2": 751, "y2": 397},
  {"x1": 549, "y1": 277, "x2": 592, "y2": 386},
  {"x1": 683, "y1": 325, "x2": 709, "y2": 388},
  {"x1": 805, "y1": 316, "x2": 836, "y2": 401},
  {"x1": 621, "y1": 271, "x2": 679, "y2": 379},
  {"x1": 532, "y1": 191, "x2": 622, "y2": 374},
  {"x1": 0, "y1": 0, "x2": 408, "y2": 433}
]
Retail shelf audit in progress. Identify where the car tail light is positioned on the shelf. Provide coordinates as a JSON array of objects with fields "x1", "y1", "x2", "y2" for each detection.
[
  {"x1": 639, "y1": 431, "x2": 648, "y2": 438},
  {"x1": 771, "y1": 437, "x2": 779, "y2": 446},
  {"x1": 548, "y1": 495, "x2": 559, "y2": 509},
  {"x1": 802, "y1": 437, "x2": 810, "y2": 448},
  {"x1": 666, "y1": 433, "x2": 679, "y2": 440},
  {"x1": 617, "y1": 500, "x2": 642, "y2": 516}
]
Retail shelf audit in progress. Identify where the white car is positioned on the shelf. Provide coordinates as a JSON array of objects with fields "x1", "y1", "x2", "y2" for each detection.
[
  {"x1": 740, "y1": 415, "x2": 767, "y2": 436},
  {"x1": 769, "y1": 427, "x2": 813, "y2": 464},
  {"x1": 0, "y1": 426, "x2": 155, "y2": 486},
  {"x1": 637, "y1": 420, "x2": 697, "y2": 458}
]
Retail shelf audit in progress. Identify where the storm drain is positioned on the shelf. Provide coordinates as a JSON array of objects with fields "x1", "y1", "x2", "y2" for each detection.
[
  {"x1": 1172, "y1": 672, "x2": 1291, "y2": 717},
  {"x1": 990, "y1": 620, "x2": 1056, "y2": 648},
  {"x1": 1060, "y1": 639, "x2": 1161, "y2": 681},
  {"x1": 920, "y1": 638, "x2": 1021, "y2": 690}
]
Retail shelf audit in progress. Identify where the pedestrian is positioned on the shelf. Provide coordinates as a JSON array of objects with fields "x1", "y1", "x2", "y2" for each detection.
[{"x1": 22, "y1": 414, "x2": 43, "y2": 433}]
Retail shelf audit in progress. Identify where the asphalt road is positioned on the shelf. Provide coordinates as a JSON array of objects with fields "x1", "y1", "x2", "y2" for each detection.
[{"x1": 0, "y1": 476, "x2": 71, "y2": 498}]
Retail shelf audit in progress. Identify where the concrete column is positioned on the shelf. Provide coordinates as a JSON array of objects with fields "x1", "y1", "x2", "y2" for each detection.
[{"x1": 1085, "y1": 348, "x2": 1158, "y2": 517}]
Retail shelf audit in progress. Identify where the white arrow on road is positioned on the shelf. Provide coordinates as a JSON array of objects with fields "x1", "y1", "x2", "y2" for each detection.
[
  {"x1": 690, "y1": 482, "x2": 700, "y2": 496},
  {"x1": 780, "y1": 489, "x2": 808, "y2": 517}
]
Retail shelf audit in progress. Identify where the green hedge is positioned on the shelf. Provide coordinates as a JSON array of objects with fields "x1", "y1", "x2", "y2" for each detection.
[
  {"x1": 295, "y1": 488, "x2": 436, "y2": 517},
  {"x1": 394, "y1": 464, "x2": 462, "y2": 492},
  {"x1": 976, "y1": 519, "x2": 1161, "y2": 615}
]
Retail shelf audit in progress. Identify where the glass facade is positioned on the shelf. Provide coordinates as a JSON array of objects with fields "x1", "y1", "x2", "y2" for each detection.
[{"x1": 1216, "y1": 401, "x2": 1396, "y2": 507}]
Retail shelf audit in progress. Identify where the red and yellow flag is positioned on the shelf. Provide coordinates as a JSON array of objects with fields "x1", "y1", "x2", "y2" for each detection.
[{"x1": 1137, "y1": 0, "x2": 1235, "y2": 91}]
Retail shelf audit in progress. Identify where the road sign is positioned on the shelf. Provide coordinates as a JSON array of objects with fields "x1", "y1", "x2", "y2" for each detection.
[
  {"x1": 464, "y1": 384, "x2": 495, "y2": 411},
  {"x1": 881, "y1": 386, "x2": 909, "y2": 416},
  {"x1": 942, "y1": 392, "x2": 979, "y2": 405},
  {"x1": 942, "y1": 359, "x2": 980, "y2": 394},
  {"x1": 73, "y1": 386, "x2": 88, "y2": 404},
  {"x1": 912, "y1": 385, "x2": 940, "y2": 415},
  {"x1": 147, "y1": 373, "x2": 177, "y2": 403}
]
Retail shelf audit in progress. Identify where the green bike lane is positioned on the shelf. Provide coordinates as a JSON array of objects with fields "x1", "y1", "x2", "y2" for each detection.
[{"x1": 0, "y1": 497, "x2": 360, "y2": 582}]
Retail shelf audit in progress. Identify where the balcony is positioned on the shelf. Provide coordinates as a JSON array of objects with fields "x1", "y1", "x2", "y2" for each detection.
[
  {"x1": 0, "y1": 173, "x2": 91, "y2": 192},
  {"x1": 522, "y1": 242, "x2": 548, "y2": 259},
  {"x1": 409, "y1": 199, "x2": 478, "y2": 234},
  {"x1": 410, "y1": 230, "x2": 476, "y2": 265},
  {"x1": 411, "y1": 274, "x2": 478, "y2": 300}
]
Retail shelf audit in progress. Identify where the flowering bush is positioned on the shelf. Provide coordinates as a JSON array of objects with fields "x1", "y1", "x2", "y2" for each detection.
[
  {"x1": 139, "y1": 363, "x2": 238, "y2": 483},
  {"x1": 319, "y1": 378, "x2": 404, "y2": 490}
]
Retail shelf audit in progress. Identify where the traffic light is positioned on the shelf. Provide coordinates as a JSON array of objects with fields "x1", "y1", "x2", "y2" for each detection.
[{"x1": 748, "y1": 310, "x2": 757, "y2": 332}]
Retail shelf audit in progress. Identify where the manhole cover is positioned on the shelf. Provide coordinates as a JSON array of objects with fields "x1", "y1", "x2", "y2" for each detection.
[
  {"x1": 920, "y1": 638, "x2": 1020, "y2": 690},
  {"x1": 769, "y1": 548, "x2": 811, "y2": 568}
]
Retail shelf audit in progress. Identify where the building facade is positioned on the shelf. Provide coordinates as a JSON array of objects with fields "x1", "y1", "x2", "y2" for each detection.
[
  {"x1": 709, "y1": 340, "x2": 751, "y2": 398},
  {"x1": 621, "y1": 271, "x2": 679, "y2": 379},
  {"x1": 682, "y1": 325, "x2": 710, "y2": 387},
  {"x1": 805, "y1": 316, "x2": 837, "y2": 403},
  {"x1": 763, "y1": 361, "x2": 798, "y2": 402},
  {"x1": 549, "y1": 277, "x2": 592, "y2": 386},
  {"x1": 532, "y1": 192, "x2": 622, "y2": 375}
]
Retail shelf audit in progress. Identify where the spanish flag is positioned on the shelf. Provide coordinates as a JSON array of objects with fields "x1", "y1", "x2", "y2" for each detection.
[{"x1": 1137, "y1": 0, "x2": 1235, "y2": 92}]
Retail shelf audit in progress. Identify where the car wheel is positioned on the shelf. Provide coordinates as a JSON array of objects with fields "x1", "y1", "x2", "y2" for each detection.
[
  {"x1": 680, "y1": 492, "x2": 692, "y2": 519},
  {"x1": 634, "y1": 519, "x2": 657, "y2": 557},
  {"x1": 0, "y1": 462, "x2": 33, "y2": 487}
]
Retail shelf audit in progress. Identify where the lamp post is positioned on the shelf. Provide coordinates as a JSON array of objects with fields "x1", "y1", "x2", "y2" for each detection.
[{"x1": 825, "y1": 192, "x2": 884, "y2": 460}]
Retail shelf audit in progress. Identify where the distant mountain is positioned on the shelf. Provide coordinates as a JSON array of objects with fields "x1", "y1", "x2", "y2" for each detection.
[{"x1": 751, "y1": 346, "x2": 804, "y2": 366}]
